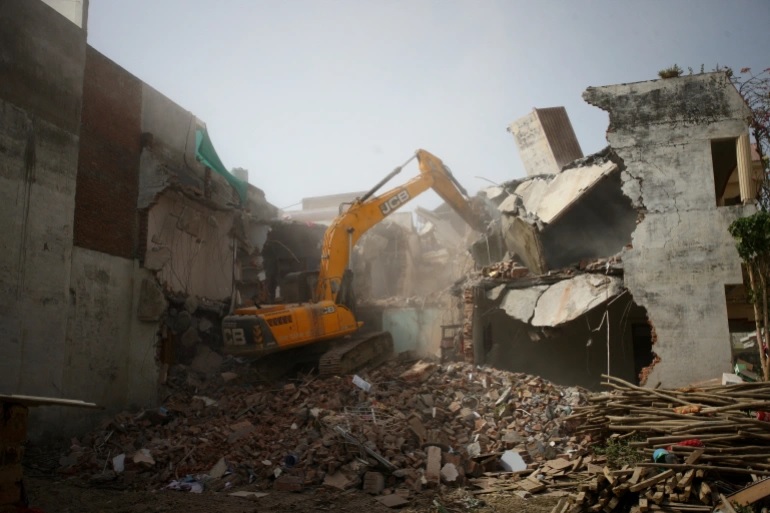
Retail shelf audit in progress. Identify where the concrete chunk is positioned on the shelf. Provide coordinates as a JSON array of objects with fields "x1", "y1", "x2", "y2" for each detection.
[
  {"x1": 376, "y1": 494, "x2": 409, "y2": 508},
  {"x1": 425, "y1": 446, "x2": 442, "y2": 487}
]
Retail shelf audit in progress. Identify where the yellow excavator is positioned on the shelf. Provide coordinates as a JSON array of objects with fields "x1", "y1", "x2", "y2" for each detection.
[{"x1": 222, "y1": 149, "x2": 486, "y2": 375}]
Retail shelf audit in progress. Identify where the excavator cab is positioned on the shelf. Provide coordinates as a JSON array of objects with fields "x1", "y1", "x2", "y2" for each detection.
[
  {"x1": 279, "y1": 271, "x2": 318, "y2": 303},
  {"x1": 279, "y1": 269, "x2": 356, "y2": 313}
]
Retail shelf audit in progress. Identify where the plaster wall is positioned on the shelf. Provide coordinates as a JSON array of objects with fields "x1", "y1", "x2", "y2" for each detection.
[
  {"x1": 53, "y1": 247, "x2": 158, "y2": 435},
  {"x1": 584, "y1": 73, "x2": 754, "y2": 387},
  {"x1": 382, "y1": 308, "x2": 445, "y2": 355},
  {"x1": 0, "y1": 0, "x2": 85, "y2": 400},
  {"x1": 145, "y1": 191, "x2": 236, "y2": 300}
]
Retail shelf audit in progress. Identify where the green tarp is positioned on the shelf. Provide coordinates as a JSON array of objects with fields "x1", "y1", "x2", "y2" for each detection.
[{"x1": 195, "y1": 126, "x2": 247, "y2": 204}]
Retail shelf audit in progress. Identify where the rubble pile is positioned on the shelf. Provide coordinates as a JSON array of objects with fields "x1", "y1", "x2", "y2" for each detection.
[
  {"x1": 481, "y1": 261, "x2": 531, "y2": 280},
  {"x1": 554, "y1": 375, "x2": 770, "y2": 512},
  {"x1": 55, "y1": 355, "x2": 587, "y2": 498}
]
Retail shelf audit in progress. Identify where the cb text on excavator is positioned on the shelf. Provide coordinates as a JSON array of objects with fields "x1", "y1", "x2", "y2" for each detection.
[{"x1": 222, "y1": 149, "x2": 485, "y2": 375}]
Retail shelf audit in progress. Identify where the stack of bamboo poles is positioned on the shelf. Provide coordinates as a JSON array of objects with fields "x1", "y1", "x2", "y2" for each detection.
[{"x1": 568, "y1": 375, "x2": 770, "y2": 475}]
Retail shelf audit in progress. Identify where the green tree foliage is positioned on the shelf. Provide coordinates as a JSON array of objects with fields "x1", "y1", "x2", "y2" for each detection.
[{"x1": 729, "y1": 213, "x2": 770, "y2": 381}]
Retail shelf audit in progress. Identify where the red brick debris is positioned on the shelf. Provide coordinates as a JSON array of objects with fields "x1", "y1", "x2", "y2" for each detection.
[{"x1": 55, "y1": 355, "x2": 588, "y2": 495}]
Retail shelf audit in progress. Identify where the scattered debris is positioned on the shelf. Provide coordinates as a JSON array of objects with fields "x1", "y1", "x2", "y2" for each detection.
[{"x1": 54, "y1": 356, "x2": 586, "y2": 499}]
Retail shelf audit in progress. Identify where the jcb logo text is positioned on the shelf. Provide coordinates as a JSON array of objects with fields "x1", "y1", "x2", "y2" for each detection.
[{"x1": 380, "y1": 190, "x2": 410, "y2": 216}]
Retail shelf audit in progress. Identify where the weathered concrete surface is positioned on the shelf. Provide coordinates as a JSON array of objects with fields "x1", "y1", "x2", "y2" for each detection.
[
  {"x1": 501, "y1": 286, "x2": 548, "y2": 323},
  {"x1": 0, "y1": 0, "x2": 85, "y2": 134},
  {"x1": 0, "y1": 0, "x2": 85, "y2": 403},
  {"x1": 54, "y1": 248, "x2": 159, "y2": 434},
  {"x1": 584, "y1": 73, "x2": 754, "y2": 387},
  {"x1": 531, "y1": 275, "x2": 623, "y2": 327}
]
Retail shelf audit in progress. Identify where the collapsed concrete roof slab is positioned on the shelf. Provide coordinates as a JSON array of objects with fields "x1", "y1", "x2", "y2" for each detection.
[
  {"x1": 535, "y1": 160, "x2": 617, "y2": 224},
  {"x1": 498, "y1": 150, "x2": 637, "y2": 273},
  {"x1": 501, "y1": 285, "x2": 548, "y2": 323},
  {"x1": 508, "y1": 176, "x2": 553, "y2": 213},
  {"x1": 531, "y1": 274, "x2": 623, "y2": 327}
]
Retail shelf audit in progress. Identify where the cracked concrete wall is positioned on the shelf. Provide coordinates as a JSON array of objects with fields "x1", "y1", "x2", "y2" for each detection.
[
  {"x1": 584, "y1": 72, "x2": 754, "y2": 387},
  {"x1": 145, "y1": 191, "x2": 236, "y2": 300}
]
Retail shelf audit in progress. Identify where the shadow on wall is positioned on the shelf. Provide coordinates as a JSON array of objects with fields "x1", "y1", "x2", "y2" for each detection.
[{"x1": 482, "y1": 292, "x2": 655, "y2": 390}]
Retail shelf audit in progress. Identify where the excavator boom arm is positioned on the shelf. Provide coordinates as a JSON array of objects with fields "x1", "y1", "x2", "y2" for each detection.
[{"x1": 315, "y1": 149, "x2": 484, "y2": 303}]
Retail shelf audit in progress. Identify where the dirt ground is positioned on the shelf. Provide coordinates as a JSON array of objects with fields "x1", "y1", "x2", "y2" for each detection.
[{"x1": 23, "y1": 476, "x2": 560, "y2": 513}]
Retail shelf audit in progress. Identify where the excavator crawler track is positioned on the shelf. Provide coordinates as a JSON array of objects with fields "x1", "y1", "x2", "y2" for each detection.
[{"x1": 318, "y1": 331, "x2": 394, "y2": 376}]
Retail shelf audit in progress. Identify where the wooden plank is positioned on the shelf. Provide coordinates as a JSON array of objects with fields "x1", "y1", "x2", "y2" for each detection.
[
  {"x1": 612, "y1": 483, "x2": 630, "y2": 497},
  {"x1": 718, "y1": 494, "x2": 738, "y2": 513},
  {"x1": 603, "y1": 467, "x2": 616, "y2": 486},
  {"x1": 727, "y1": 477, "x2": 770, "y2": 506},
  {"x1": 684, "y1": 448, "x2": 704, "y2": 465},
  {"x1": 638, "y1": 498, "x2": 648, "y2": 512},
  {"x1": 629, "y1": 467, "x2": 645, "y2": 485},
  {"x1": 547, "y1": 458, "x2": 573, "y2": 471},
  {"x1": 587, "y1": 463, "x2": 605, "y2": 474},
  {"x1": 629, "y1": 470, "x2": 675, "y2": 493},
  {"x1": 637, "y1": 463, "x2": 770, "y2": 477},
  {"x1": 571, "y1": 455, "x2": 584, "y2": 472},
  {"x1": 548, "y1": 497, "x2": 568, "y2": 513},
  {"x1": 676, "y1": 469, "x2": 694, "y2": 490},
  {"x1": 602, "y1": 496, "x2": 619, "y2": 513},
  {"x1": 472, "y1": 484, "x2": 521, "y2": 495},
  {"x1": 698, "y1": 482, "x2": 712, "y2": 505},
  {"x1": 518, "y1": 478, "x2": 546, "y2": 494},
  {"x1": 0, "y1": 394, "x2": 100, "y2": 409},
  {"x1": 649, "y1": 490, "x2": 664, "y2": 504}
]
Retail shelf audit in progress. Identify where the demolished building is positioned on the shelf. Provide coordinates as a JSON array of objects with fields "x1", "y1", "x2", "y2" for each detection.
[
  {"x1": 463, "y1": 74, "x2": 759, "y2": 389},
  {"x1": 0, "y1": 0, "x2": 763, "y2": 449}
]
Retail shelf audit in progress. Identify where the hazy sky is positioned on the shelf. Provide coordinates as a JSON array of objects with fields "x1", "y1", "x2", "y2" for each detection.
[{"x1": 88, "y1": 1, "x2": 770, "y2": 211}]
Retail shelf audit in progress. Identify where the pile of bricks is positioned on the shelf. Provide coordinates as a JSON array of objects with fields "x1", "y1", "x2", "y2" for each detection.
[
  {"x1": 55, "y1": 355, "x2": 588, "y2": 498},
  {"x1": 480, "y1": 261, "x2": 531, "y2": 280}
]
